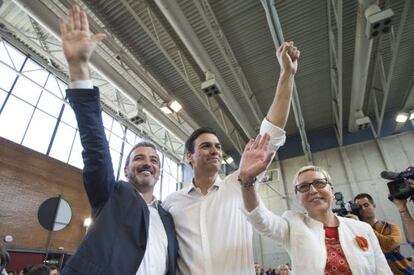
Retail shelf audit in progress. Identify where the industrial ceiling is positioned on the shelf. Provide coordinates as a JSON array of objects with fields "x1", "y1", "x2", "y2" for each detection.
[{"x1": 1, "y1": 0, "x2": 413, "y2": 162}]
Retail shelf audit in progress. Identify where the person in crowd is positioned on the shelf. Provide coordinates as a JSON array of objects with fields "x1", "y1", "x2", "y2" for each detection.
[
  {"x1": 48, "y1": 266, "x2": 59, "y2": 275},
  {"x1": 390, "y1": 178, "x2": 414, "y2": 249},
  {"x1": 0, "y1": 247, "x2": 9, "y2": 275},
  {"x1": 354, "y1": 193, "x2": 414, "y2": 274},
  {"x1": 239, "y1": 163, "x2": 391, "y2": 274},
  {"x1": 254, "y1": 262, "x2": 264, "y2": 275},
  {"x1": 58, "y1": 5, "x2": 177, "y2": 274},
  {"x1": 27, "y1": 265, "x2": 50, "y2": 275},
  {"x1": 277, "y1": 263, "x2": 290, "y2": 275},
  {"x1": 162, "y1": 39, "x2": 299, "y2": 274}
]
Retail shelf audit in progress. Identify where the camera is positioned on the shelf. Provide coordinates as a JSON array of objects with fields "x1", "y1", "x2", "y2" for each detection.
[
  {"x1": 332, "y1": 192, "x2": 361, "y2": 217},
  {"x1": 381, "y1": 167, "x2": 414, "y2": 201}
]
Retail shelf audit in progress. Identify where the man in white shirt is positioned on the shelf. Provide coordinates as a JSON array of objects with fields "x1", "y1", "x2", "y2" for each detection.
[{"x1": 162, "y1": 42, "x2": 300, "y2": 274}]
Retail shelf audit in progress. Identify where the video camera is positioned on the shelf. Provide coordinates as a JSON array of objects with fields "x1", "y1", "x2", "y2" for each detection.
[
  {"x1": 332, "y1": 192, "x2": 361, "y2": 217},
  {"x1": 381, "y1": 166, "x2": 414, "y2": 201}
]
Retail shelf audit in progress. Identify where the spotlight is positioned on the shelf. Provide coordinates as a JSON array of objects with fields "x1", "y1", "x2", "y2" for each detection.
[
  {"x1": 365, "y1": 5, "x2": 394, "y2": 39},
  {"x1": 83, "y1": 217, "x2": 92, "y2": 227},
  {"x1": 396, "y1": 113, "x2": 409, "y2": 123}
]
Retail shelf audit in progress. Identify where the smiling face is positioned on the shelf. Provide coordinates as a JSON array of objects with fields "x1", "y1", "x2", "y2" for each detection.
[
  {"x1": 124, "y1": 146, "x2": 160, "y2": 192},
  {"x1": 295, "y1": 170, "x2": 334, "y2": 217},
  {"x1": 187, "y1": 133, "x2": 223, "y2": 175},
  {"x1": 354, "y1": 197, "x2": 376, "y2": 222}
]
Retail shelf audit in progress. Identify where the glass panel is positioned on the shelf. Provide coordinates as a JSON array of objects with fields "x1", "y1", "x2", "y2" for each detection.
[
  {"x1": 161, "y1": 174, "x2": 176, "y2": 200},
  {"x1": 61, "y1": 104, "x2": 78, "y2": 128},
  {"x1": 0, "y1": 95, "x2": 34, "y2": 143},
  {"x1": 49, "y1": 122, "x2": 77, "y2": 163},
  {"x1": 0, "y1": 41, "x2": 14, "y2": 68},
  {"x1": 44, "y1": 75, "x2": 64, "y2": 98},
  {"x1": 153, "y1": 179, "x2": 161, "y2": 200},
  {"x1": 22, "y1": 110, "x2": 56, "y2": 154},
  {"x1": 102, "y1": 112, "x2": 113, "y2": 130},
  {"x1": 0, "y1": 89, "x2": 7, "y2": 107},
  {"x1": 110, "y1": 148, "x2": 121, "y2": 177},
  {"x1": 68, "y1": 131, "x2": 84, "y2": 169},
  {"x1": 0, "y1": 63, "x2": 18, "y2": 92},
  {"x1": 22, "y1": 59, "x2": 49, "y2": 86},
  {"x1": 125, "y1": 129, "x2": 136, "y2": 145},
  {"x1": 112, "y1": 120, "x2": 124, "y2": 137},
  {"x1": 11, "y1": 76, "x2": 42, "y2": 105},
  {"x1": 109, "y1": 133, "x2": 123, "y2": 153},
  {"x1": 57, "y1": 79, "x2": 68, "y2": 96},
  {"x1": 37, "y1": 91, "x2": 64, "y2": 118},
  {"x1": 4, "y1": 41, "x2": 26, "y2": 70}
]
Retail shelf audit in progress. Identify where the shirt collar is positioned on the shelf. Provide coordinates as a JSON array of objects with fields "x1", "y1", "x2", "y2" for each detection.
[
  {"x1": 188, "y1": 175, "x2": 223, "y2": 194},
  {"x1": 137, "y1": 191, "x2": 159, "y2": 209}
]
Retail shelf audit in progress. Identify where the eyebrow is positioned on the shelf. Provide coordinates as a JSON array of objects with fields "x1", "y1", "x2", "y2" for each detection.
[
  {"x1": 199, "y1": 141, "x2": 221, "y2": 147},
  {"x1": 134, "y1": 153, "x2": 159, "y2": 160}
]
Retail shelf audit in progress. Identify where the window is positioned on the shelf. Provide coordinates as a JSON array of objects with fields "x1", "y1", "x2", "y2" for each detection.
[{"x1": 0, "y1": 40, "x2": 183, "y2": 197}]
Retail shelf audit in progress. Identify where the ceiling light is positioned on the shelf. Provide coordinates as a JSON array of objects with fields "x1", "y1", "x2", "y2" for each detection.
[
  {"x1": 169, "y1": 100, "x2": 182, "y2": 112},
  {"x1": 409, "y1": 111, "x2": 414, "y2": 120},
  {"x1": 160, "y1": 100, "x2": 182, "y2": 114},
  {"x1": 396, "y1": 113, "x2": 409, "y2": 123},
  {"x1": 83, "y1": 217, "x2": 92, "y2": 227},
  {"x1": 160, "y1": 105, "x2": 173, "y2": 114},
  {"x1": 225, "y1": 156, "x2": 234, "y2": 164}
]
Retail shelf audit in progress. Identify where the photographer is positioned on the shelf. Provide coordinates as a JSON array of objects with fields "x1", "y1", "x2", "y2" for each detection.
[
  {"x1": 354, "y1": 193, "x2": 413, "y2": 274},
  {"x1": 390, "y1": 178, "x2": 414, "y2": 249}
]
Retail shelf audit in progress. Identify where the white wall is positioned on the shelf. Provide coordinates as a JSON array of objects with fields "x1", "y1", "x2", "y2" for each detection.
[{"x1": 254, "y1": 131, "x2": 414, "y2": 270}]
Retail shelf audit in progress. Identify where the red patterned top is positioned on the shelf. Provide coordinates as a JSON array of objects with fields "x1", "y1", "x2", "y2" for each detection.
[{"x1": 324, "y1": 226, "x2": 353, "y2": 275}]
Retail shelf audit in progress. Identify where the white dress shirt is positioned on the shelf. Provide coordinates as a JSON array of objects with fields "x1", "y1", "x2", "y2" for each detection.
[
  {"x1": 162, "y1": 119, "x2": 286, "y2": 275},
  {"x1": 136, "y1": 197, "x2": 168, "y2": 275}
]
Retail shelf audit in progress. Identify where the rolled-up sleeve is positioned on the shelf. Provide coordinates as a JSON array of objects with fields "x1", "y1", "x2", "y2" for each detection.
[{"x1": 259, "y1": 118, "x2": 286, "y2": 152}]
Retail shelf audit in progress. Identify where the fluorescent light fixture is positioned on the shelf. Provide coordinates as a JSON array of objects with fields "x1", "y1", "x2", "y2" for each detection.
[
  {"x1": 410, "y1": 111, "x2": 414, "y2": 120},
  {"x1": 225, "y1": 156, "x2": 234, "y2": 164},
  {"x1": 169, "y1": 100, "x2": 182, "y2": 112},
  {"x1": 396, "y1": 112, "x2": 409, "y2": 123},
  {"x1": 160, "y1": 105, "x2": 173, "y2": 114},
  {"x1": 83, "y1": 217, "x2": 92, "y2": 227}
]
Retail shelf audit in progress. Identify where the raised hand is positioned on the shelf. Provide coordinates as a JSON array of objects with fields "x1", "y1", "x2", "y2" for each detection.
[
  {"x1": 238, "y1": 133, "x2": 275, "y2": 184},
  {"x1": 59, "y1": 5, "x2": 106, "y2": 80},
  {"x1": 277, "y1": 41, "x2": 300, "y2": 76}
]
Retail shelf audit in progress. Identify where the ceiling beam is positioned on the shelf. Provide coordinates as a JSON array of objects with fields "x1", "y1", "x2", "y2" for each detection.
[
  {"x1": 327, "y1": 0, "x2": 343, "y2": 146},
  {"x1": 153, "y1": 0, "x2": 258, "y2": 138},
  {"x1": 261, "y1": 0, "x2": 313, "y2": 164}
]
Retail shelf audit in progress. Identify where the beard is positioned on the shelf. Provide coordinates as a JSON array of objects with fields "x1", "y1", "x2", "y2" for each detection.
[{"x1": 128, "y1": 172, "x2": 159, "y2": 190}]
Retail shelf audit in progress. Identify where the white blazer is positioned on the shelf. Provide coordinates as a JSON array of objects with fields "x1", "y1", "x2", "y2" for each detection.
[{"x1": 246, "y1": 204, "x2": 392, "y2": 275}]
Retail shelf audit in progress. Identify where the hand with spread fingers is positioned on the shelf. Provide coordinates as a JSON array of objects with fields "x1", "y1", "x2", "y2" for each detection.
[
  {"x1": 59, "y1": 5, "x2": 106, "y2": 80},
  {"x1": 238, "y1": 133, "x2": 275, "y2": 184},
  {"x1": 277, "y1": 41, "x2": 300, "y2": 76}
]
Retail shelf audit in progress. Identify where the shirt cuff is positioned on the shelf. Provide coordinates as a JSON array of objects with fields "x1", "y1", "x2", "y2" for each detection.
[
  {"x1": 69, "y1": 80, "x2": 93, "y2": 89},
  {"x1": 260, "y1": 118, "x2": 286, "y2": 151},
  {"x1": 242, "y1": 200, "x2": 265, "y2": 216}
]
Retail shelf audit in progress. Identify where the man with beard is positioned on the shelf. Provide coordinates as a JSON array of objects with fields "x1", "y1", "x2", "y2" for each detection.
[{"x1": 59, "y1": 6, "x2": 177, "y2": 275}]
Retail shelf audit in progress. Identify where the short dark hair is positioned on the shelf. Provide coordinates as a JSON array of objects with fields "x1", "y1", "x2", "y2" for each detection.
[
  {"x1": 27, "y1": 264, "x2": 50, "y2": 275},
  {"x1": 185, "y1": 127, "x2": 218, "y2": 154},
  {"x1": 354, "y1": 193, "x2": 375, "y2": 204},
  {"x1": 124, "y1": 141, "x2": 157, "y2": 168}
]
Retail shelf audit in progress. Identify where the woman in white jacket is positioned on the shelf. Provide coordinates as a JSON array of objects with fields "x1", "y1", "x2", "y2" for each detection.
[{"x1": 237, "y1": 136, "x2": 392, "y2": 275}]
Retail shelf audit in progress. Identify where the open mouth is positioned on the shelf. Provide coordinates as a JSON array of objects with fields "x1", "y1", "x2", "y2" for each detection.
[
  {"x1": 137, "y1": 168, "x2": 153, "y2": 176},
  {"x1": 309, "y1": 197, "x2": 324, "y2": 203}
]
